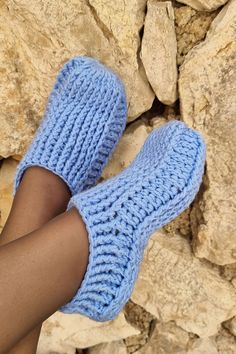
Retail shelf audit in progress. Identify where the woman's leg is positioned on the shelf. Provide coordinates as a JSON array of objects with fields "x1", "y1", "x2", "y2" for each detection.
[
  {"x1": 1, "y1": 56, "x2": 127, "y2": 354},
  {"x1": 0, "y1": 206, "x2": 89, "y2": 353},
  {"x1": 0, "y1": 167, "x2": 87, "y2": 354}
]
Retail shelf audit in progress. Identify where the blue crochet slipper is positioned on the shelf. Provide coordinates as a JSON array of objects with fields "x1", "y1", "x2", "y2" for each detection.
[
  {"x1": 14, "y1": 56, "x2": 127, "y2": 194},
  {"x1": 60, "y1": 120, "x2": 206, "y2": 321}
]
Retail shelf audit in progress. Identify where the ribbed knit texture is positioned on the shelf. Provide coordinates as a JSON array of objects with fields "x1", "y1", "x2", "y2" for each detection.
[
  {"x1": 60, "y1": 120, "x2": 206, "y2": 321},
  {"x1": 14, "y1": 56, "x2": 127, "y2": 194}
]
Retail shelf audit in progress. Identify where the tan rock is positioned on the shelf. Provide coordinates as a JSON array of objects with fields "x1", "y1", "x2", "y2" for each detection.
[
  {"x1": 163, "y1": 209, "x2": 192, "y2": 238},
  {"x1": 223, "y1": 316, "x2": 236, "y2": 336},
  {"x1": 136, "y1": 322, "x2": 189, "y2": 354},
  {"x1": 221, "y1": 263, "x2": 236, "y2": 282},
  {"x1": 131, "y1": 231, "x2": 236, "y2": 337},
  {"x1": 38, "y1": 312, "x2": 139, "y2": 353},
  {"x1": 141, "y1": 1, "x2": 178, "y2": 105},
  {"x1": 0, "y1": 0, "x2": 154, "y2": 158},
  {"x1": 179, "y1": 0, "x2": 236, "y2": 265},
  {"x1": 149, "y1": 116, "x2": 169, "y2": 129},
  {"x1": 175, "y1": 6, "x2": 217, "y2": 65},
  {"x1": 215, "y1": 327, "x2": 236, "y2": 353},
  {"x1": 102, "y1": 119, "x2": 151, "y2": 179},
  {"x1": 187, "y1": 338, "x2": 218, "y2": 354},
  {"x1": 88, "y1": 340, "x2": 128, "y2": 354},
  {"x1": 136, "y1": 324, "x2": 218, "y2": 354},
  {"x1": 232, "y1": 278, "x2": 236, "y2": 288},
  {"x1": 88, "y1": 0, "x2": 154, "y2": 119},
  {"x1": 177, "y1": 0, "x2": 228, "y2": 12},
  {"x1": 102, "y1": 117, "x2": 168, "y2": 180},
  {"x1": 124, "y1": 301, "x2": 156, "y2": 353},
  {"x1": 37, "y1": 342, "x2": 76, "y2": 354},
  {"x1": 0, "y1": 159, "x2": 18, "y2": 228}
]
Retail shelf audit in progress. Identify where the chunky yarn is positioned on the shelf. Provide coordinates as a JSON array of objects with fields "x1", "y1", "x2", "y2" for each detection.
[
  {"x1": 61, "y1": 120, "x2": 206, "y2": 321},
  {"x1": 14, "y1": 56, "x2": 127, "y2": 194}
]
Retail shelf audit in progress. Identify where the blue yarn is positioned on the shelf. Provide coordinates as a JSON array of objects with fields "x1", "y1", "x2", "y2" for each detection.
[
  {"x1": 60, "y1": 120, "x2": 206, "y2": 321},
  {"x1": 14, "y1": 56, "x2": 127, "y2": 194}
]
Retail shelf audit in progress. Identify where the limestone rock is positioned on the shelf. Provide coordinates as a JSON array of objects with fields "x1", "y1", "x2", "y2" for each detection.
[
  {"x1": 141, "y1": 1, "x2": 178, "y2": 105},
  {"x1": 102, "y1": 119, "x2": 151, "y2": 179},
  {"x1": 38, "y1": 312, "x2": 139, "y2": 353},
  {"x1": 131, "y1": 231, "x2": 236, "y2": 337},
  {"x1": 187, "y1": 338, "x2": 218, "y2": 354},
  {"x1": 135, "y1": 322, "x2": 218, "y2": 354},
  {"x1": 131, "y1": 322, "x2": 218, "y2": 354},
  {"x1": 88, "y1": 0, "x2": 154, "y2": 119},
  {"x1": 215, "y1": 327, "x2": 236, "y2": 353},
  {"x1": 221, "y1": 263, "x2": 236, "y2": 282},
  {"x1": 163, "y1": 209, "x2": 192, "y2": 238},
  {"x1": 179, "y1": 0, "x2": 236, "y2": 265},
  {"x1": 175, "y1": 6, "x2": 218, "y2": 65},
  {"x1": 136, "y1": 322, "x2": 189, "y2": 354},
  {"x1": 0, "y1": 0, "x2": 154, "y2": 158},
  {"x1": 177, "y1": 0, "x2": 228, "y2": 12},
  {"x1": 232, "y1": 278, "x2": 236, "y2": 288},
  {"x1": 124, "y1": 301, "x2": 156, "y2": 353},
  {"x1": 223, "y1": 316, "x2": 236, "y2": 336},
  {"x1": 37, "y1": 343, "x2": 75, "y2": 354},
  {"x1": 88, "y1": 340, "x2": 128, "y2": 354},
  {"x1": 149, "y1": 116, "x2": 169, "y2": 129},
  {"x1": 102, "y1": 117, "x2": 168, "y2": 180},
  {"x1": 0, "y1": 159, "x2": 18, "y2": 228}
]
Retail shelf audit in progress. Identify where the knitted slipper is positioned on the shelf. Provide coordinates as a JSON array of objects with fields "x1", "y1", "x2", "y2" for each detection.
[
  {"x1": 14, "y1": 56, "x2": 127, "y2": 195},
  {"x1": 60, "y1": 120, "x2": 206, "y2": 321}
]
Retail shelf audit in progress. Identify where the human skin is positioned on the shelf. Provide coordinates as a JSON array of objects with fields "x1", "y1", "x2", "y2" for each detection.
[{"x1": 0, "y1": 167, "x2": 89, "y2": 353}]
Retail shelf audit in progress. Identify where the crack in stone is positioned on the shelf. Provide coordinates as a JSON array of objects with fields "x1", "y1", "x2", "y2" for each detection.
[{"x1": 86, "y1": 0, "x2": 121, "y2": 50}]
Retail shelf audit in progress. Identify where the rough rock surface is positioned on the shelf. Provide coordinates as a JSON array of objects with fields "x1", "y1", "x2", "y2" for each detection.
[
  {"x1": 179, "y1": 0, "x2": 236, "y2": 265},
  {"x1": 103, "y1": 117, "x2": 168, "y2": 180},
  {"x1": 38, "y1": 312, "x2": 139, "y2": 353},
  {"x1": 221, "y1": 262, "x2": 236, "y2": 283},
  {"x1": 141, "y1": 1, "x2": 178, "y2": 104},
  {"x1": 124, "y1": 301, "x2": 156, "y2": 353},
  {"x1": 0, "y1": 159, "x2": 18, "y2": 229},
  {"x1": 103, "y1": 119, "x2": 151, "y2": 179},
  {"x1": 177, "y1": 0, "x2": 228, "y2": 12},
  {"x1": 0, "y1": 0, "x2": 154, "y2": 158},
  {"x1": 187, "y1": 337, "x2": 218, "y2": 354},
  {"x1": 223, "y1": 316, "x2": 236, "y2": 337},
  {"x1": 136, "y1": 322, "x2": 219, "y2": 354},
  {"x1": 135, "y1": 323, "x2": 235, "y2": 354},
  {"x1": 136, "y1": 322, "x2": 190, "y2": 354},
  {"x1": 88, "y1": 340, "x2": 128, "y2": 354},
  {"x1": 215, "y1": 327, "x2": 236, "y2": 353},
  {"x1": 175, "y1": 6, "x2": 218, "y2": 65},
  {"x1": 131, "y1": 230, "x2": 236, "y2": 337},
  {"x1": 163, "y1": 208, "x2": 192, "y2": 238}
]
